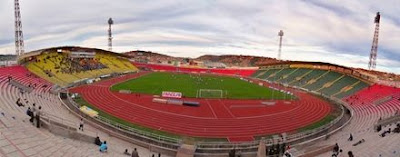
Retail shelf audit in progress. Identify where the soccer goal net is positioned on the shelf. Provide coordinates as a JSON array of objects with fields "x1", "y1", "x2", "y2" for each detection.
[{"x1": 197, "y1": 89, "x2": 226, "y2": 98}]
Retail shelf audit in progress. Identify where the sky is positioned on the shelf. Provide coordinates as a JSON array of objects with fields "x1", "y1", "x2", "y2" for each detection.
[{"x1": 0, "y1": 0, "x2": 400, "y2": 73}]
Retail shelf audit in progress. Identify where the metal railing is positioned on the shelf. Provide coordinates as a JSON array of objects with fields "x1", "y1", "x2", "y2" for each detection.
[
  {"x1": 41, "y1": 112, "x2": 76, "y2": 127},
  {"x1": 40, "y1": 111, "x2": 77, "y2": 131}
]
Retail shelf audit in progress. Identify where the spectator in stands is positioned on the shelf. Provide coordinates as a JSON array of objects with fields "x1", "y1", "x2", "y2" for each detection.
[
  {"x1": 376, "y1": 125, "x2": 382, "y2": 132},
  {"x1": 333, "y1": 143, "x2": 339, "y2": 154},
  {"x1": 7, "y1": 75, "x2": 12, "y2": 83},
  {"x1": 284, "y1": 151, "x2": 292, "y2": 157},
  {"x1": 347, "y1": 151, "x2": 354, "y2": 157},
  {"x1": 36, "y1": 106, "x2": 42, "y2": 128},
  {"x1": 79, "y1": 118, "x2": 84, "y2": 131},
  {"x1": 124, "y1": 149, "x2": 131, "y2": 156},
  {"x1": 16, "y1": 98, "x2": 24, "y2": 107},
  {"x1": 31, "y1": 103, "x2": 37, "y2": 124},
  {"x1": 352, "y1": 139, "x2": 365, "y2": 146},
  {"x1": 229, "y1": 147, "x2": 236, "y2": 157},
  {"x1": 99, "y1": 141, "x2": 107, "y2": 152},
  {"x1": 348, "y1": 133, "x2": 353, "y2": 141},
  {"x1": 94, "y1": 136, "x2": 102, "y2": 146},
  {"x1": 26, "y1": 107, "x2": 33, "y2": 122},
  {"x1": 131, "y1": 148, "x2": 139, "y2": 157}
]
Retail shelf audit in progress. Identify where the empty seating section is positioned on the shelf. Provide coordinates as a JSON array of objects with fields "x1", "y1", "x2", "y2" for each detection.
[
  {"x1": 312, "y1": 84, "x2": 400, "y2": 157},
  {"x1": 252, "y1": 67, "x2": 370, "y2": 99},
  {"x1": 250, "y1": 69, "x2": 267, "y2": 78},
  {"x1": 319, "y1": 75, "x2": 359, "y2": 96},
  {"x1": 0, "y1": 66, "x2": 52, "y2": 92},
  {"x1": 291, "y1": 69, "x2": 326, "y2": 87},
  {"x1": 269, "y1": 68, "x2": 296, "y2": 82},
  {"x1": 304, "y1": 71, "x2": 342, "y2": 91},
  {"x1": 26, "y1": 51, "x2": 138, "y2": 87},
  {"x1": 96, "y1": 53, "x2": 138, "y2": 73},
  {"x1": 334, "y1": 81, "x2": 369, "y2": 98},
  {"x1": 278, "y1": 68, "x2": 310, "y2": 84},
  {"x1": 257, "y1": 69, "x2": 280, "y2": 79}
]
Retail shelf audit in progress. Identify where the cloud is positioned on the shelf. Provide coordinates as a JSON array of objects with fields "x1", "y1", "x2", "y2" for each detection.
[{"x1": 0, "y1": 0, "x2": 400, "y2": 74}]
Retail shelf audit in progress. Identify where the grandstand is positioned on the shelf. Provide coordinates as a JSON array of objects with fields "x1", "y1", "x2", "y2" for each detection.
[
  {"x1": 21, "y1": 47, "x2": 137, "y2": 87},
  {"x1": 0, "y1": 47, "x2": 398, "y2": 157},
  {"x1": 0, "y1": 66, "x2": 160, "y2": 157},
  {"x1": 252, "y1": 63, "x2": 371, "y2": 99},
  {"x1": 305, "y1": 85, "x2": 400, "y2": 157}
]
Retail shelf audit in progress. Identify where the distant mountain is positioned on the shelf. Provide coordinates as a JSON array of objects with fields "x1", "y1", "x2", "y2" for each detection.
[
  {"x1": 196, "y1": 55, "x2": 281, "y2": 67},
  {"x1": 124, "y1": 51, "x2": 281, "y2": 67},
  {"x1": 0, "y1": 55, "x2": 16, "y2": 61}
]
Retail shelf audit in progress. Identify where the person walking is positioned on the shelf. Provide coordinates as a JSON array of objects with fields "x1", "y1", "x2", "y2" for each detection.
[
  {"x1": 348, "y1": 134, "x2": 353, "y2": 141},
  {"x1": 36, "y1": 106, "x2": 42, "y2": 128},
  {"x1": 79, "y1": 118, "x2": 84, "y2": 131},
  {"x1": 27, "y1": 107, "x2": 33, "y2": 123},
  {"x1": 131, "y1": 148, "x2": 139, "y2": 157},
  {"x1": 31, "y1": 103, "x2": 37, "y2": 124}
]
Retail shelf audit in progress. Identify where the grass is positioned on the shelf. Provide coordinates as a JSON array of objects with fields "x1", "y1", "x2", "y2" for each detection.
[
  {"x1": 74, "y1": 97, "x2": 228, "y2": 143},
  {"x1": 297, "y1": 100, "x2": 341, "y2": 132},
  {"x1": 297, "y1": 115, "x2": 335, "y2": 132},
  {"x1": 111, "y1": 72, "x2": 293, "y2": 99}
]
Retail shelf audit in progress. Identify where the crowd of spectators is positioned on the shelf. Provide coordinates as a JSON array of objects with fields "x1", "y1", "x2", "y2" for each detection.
[{"x1": 34, "y1": 53, "x2": 107, "y2": 76}]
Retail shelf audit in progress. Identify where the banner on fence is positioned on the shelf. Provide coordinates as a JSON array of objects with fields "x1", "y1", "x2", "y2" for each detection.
[
  {"x1": 80, "y1": 106, "x2": 99, "y2": 117},
  {"x1": 162, "y1": 91, "x2": 182, "y2": 98}
]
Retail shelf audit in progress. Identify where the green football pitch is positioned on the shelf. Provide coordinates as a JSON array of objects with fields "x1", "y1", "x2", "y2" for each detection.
[{"x1": 111, "y1": 72, "x2": 293, "y2": 99}]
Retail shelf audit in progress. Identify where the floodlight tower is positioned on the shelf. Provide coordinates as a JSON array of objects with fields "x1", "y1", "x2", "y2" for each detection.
[
  {"x1": 368, "y1": 12, "x2": 381, "y2": 70},
  {"x1": 108, "y1": 18, "x2": 114, "y2": 51},
  {"x1": 278, "y1": 30, "x2": 284, "y2": 60},
  {"x1": 14, "y1": 0, "x2": 25, "y2": 56}
]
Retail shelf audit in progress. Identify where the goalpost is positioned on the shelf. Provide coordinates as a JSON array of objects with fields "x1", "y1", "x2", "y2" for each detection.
[{"x1": 197, "y1": 89, "x2": 227, "y2": 98}]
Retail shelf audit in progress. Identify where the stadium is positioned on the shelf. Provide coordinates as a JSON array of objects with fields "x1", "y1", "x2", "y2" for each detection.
[{"x1": 1, "y1": 1, "x2": 400, "y2": 157}]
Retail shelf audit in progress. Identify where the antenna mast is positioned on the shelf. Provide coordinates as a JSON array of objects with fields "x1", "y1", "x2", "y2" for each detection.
[
  {"x1": 368, "y1": 12, "x2": 380, "y2": 70},
  {"x1": 108, "y1": 18, "x2": 114, "y2": 51},
  {"x1": 14, "y1": 0, "x2": 25, "y2": 56},
  {"x1": 278, "y1": 30, "x2": 284, "y2": 60}
]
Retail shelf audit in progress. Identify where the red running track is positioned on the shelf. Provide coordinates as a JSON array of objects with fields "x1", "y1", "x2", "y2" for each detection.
[{"x1": 70, "y1": 72, "x2": 332, "y2": 142}]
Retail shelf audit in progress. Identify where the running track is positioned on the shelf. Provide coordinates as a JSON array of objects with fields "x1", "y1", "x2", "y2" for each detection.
[{"x1": 69, "y1": 72, "x2": 332, "y2": 142}]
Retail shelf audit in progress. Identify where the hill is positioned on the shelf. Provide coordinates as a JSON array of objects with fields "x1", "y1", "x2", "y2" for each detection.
[
  {"x1": 0, "y1": 54, "x2": 16, "y2": 61},
  {"x1": 125, "y1": 51, "x2": 281, "y2": 67}
]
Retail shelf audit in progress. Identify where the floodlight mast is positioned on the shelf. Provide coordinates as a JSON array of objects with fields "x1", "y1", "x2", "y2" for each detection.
[
  {"x1": 108, "y1": 18, "x2": 114, "y2": 51},
  {"x1": 368, "y1": 12, "x2": 380, "y2": 70},
  {"x1": 278, "y1": 30, "x2": 284, "y2": 60},
  {"x1": 14, "y1": 0, "x2": 25, "y2": 57}
]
